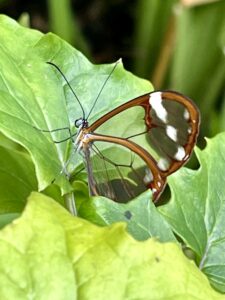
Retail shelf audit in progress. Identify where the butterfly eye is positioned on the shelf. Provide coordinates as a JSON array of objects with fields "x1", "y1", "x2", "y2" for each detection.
[
  {"x1": 75, "y1": 118, "x2": 83, "y2": 128},
  {"x1": 75, "y1": 118, "x2": 88, "y2": 128}
]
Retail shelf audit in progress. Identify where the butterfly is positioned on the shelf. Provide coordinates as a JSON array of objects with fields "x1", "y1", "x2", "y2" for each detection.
[{"x1": 43, "y1": 61, "x2": 200, "y2": 203}]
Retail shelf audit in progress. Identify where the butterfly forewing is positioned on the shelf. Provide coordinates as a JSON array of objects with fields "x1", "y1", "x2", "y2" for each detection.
[{"x1": 79, "y1": 90, "x2": 200, "y2": 202}]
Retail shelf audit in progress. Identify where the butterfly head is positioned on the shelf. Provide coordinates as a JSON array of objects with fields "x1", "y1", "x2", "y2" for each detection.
[{"x1": 75, "y1": 118, "x2": 88, "y2": 129}]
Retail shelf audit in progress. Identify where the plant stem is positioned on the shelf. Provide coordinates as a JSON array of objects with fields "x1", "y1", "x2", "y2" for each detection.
[{"x1": 64, "y1": 192, "x2": 77, "y2": 216}]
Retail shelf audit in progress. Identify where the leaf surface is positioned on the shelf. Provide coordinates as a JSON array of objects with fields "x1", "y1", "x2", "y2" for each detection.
[
  {"x1": 0, "y1": 144, "x2": 36, "y2": 216},
  {"x1": 78, "y1": 190, "x2": 176, "y2": 242},
  {"x1": 160, "y1": 132, "x2": 225, "y2": 292},
  {"x1": 0, "y1": 192, "x2": 223, "y2": 300}
]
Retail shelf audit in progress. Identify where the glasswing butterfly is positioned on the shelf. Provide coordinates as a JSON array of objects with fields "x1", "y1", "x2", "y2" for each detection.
[{"x1": 42, "y1": 61, "x2": 200, "y2": 203}]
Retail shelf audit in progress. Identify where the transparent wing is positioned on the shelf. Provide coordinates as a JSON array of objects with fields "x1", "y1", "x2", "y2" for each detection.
[
  {"x1": 81, "y1": 141, "x2": 165, "y2": 203},
  {"x1": 81, "y1": 91, "x2": 200, "y2": 201}
]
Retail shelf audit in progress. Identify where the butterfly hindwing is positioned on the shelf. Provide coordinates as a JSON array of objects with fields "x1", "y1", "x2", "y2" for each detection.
[{"x1": 82, "y1": 140, "x2": 165, "y2": 202}]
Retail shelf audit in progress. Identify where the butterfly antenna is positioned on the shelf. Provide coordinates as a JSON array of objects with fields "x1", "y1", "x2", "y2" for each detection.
[
  {"x1": 86, "y1": 58, "x2": 122, "y2": 120},
  {"x1": 47, "y1": 62, "x2": 86, "y2": 120}
]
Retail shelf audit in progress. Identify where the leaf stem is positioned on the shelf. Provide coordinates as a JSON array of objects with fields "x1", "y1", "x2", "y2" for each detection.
[{"x1": 64, "y1": 192, "x2": 77, "y2": 216}]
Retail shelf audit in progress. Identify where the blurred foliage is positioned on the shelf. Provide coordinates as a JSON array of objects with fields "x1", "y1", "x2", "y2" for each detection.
[
  {"x1": 47, "y1": 0, "x2": 91, "y2": 57},
  {"x1": 170, "y1": 2, "x2": 225, "y2": 139},
  {"x1": 17, "y1": 12, "x2": 30, "y2": 27},
  {"x1": 0, "y1": 0, "x2": 224, "y2": 141},
  {"x1": 133, "y1": 0, "x2": 177, "y2": 79}
]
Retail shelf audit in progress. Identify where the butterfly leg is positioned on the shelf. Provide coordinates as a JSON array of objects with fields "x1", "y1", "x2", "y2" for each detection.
[
  {"x1": 52, "y1": 134, "x2": 82, "y2": 183},
  {"x1": 33, "y1": 126, "x2": 77, "y2": 143},
  {"x1": 33, "y1": 125, "x2": 80, "y2": 181}
]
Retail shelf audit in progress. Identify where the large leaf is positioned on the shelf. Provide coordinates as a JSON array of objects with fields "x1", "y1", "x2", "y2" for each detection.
[
  {"x1": 0, "y1": 144, "x2": 36, "y2": 214},
  {"x1": 78, "y1": 190, "x2": 176, "y2": 242},
  {"x1": 160, "y1": 132, "x2": 225, "y2": 292},
  {"x1": 0, "y1": 192, "x2": 223, "y2": 299},
  {"x1": 0, "y1": 141, "x2": 64, "y2": 227},
  {"x1": 0, "y1": 15, "x2": 152, "y2": 195}
]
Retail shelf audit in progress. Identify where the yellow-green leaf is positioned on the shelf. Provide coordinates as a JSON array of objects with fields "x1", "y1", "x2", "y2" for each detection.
[{"x1": 0, "y1": 192, "x2": 223, "y2": 299}]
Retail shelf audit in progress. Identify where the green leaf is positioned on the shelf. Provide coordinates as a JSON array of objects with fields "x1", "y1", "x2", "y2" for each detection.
[
  {"x1": 221, "y1": 94, "x2": 225, "y2": 131},
  {"x1": 0, "y1": 142, "x2": 37, "y2": 227},
  {"x1": 159, "y1": 132, "x2": 225, "y2": 292},
  {"x1": 0, "y1": 132, "x2": 23, "y2": 151},
  {"x1": 0, "y1": 192, "x2": 223, "y2": 299},
  {"x1": 78, "y1": 190, "x2": 176, "y2": 242},
  {"x1": 0, "y1": 144, "x2": 37, "y2": 214},
  {"x1": 0, "y1": 15, "x2": 152, "y2": 195},
  {"x1": 0, "y1": 135, "x2": 66, "y2": 218},
  {"x1": 0, "y1": 213, "x2": 20, "y2": 229}
]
